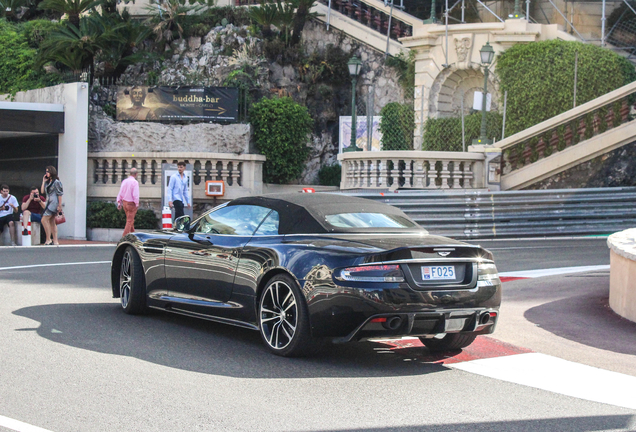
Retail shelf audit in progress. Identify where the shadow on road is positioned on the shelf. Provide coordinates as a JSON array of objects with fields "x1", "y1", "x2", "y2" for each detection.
[
  {"x1": 12, "y1": 302, "x2": 453, "y2": 379},
  {"x1": 313, "y1": 415, "x2": 635, "y2": 432},
  {"x1": 523, "y1": 274, "x2": 636, "y2": 356}
]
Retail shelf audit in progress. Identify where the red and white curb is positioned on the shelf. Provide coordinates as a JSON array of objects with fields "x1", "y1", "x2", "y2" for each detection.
[{"x1": 499, "y1": 264, "x2": 609, "y2": 282}]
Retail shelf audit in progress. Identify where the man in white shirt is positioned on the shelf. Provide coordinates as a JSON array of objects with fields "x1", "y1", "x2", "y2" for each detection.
[
  {"x1": 168, "y1": 161, "x2": 191, "y2": 220},
  {"x1": 0, "y1": 184, "x2": 19, "y2": 246}
]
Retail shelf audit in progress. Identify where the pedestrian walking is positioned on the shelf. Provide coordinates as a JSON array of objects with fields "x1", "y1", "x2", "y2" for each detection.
[
  {"x1": 41, "y1": 166, "x2": 63, "y2": 246},
  {"x1": 0, "y1": 184, "x2": 19, "y2": 246},
  {"x1": 117, "y1": 167, "x2": 140, "y2": 237},
  {"x1": 168, "y1": 161, "x2": 191, "y2": 220}
]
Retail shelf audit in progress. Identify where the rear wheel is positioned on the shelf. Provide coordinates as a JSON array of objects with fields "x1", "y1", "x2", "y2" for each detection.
[
  {"x1": 119, "y1": 246, "x2": 147, "y2": 315},
  {"x1": 258, "y1": 274, "x2": 314, "y2": 357},
  {"x1": 419, "y1": 333, "x2": 477, "y2": 351}
]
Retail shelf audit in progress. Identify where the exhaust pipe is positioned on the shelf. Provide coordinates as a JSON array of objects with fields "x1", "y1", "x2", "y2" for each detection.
[
  {"x1": 383, "y1": 316, "x2": 403, "y2": 330},
  {"x1": 479, "y1": 312, "x2": 491, "y2": 325}
]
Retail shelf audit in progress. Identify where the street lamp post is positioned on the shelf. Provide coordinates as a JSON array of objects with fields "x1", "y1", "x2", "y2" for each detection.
[
  {"x1": 345, "y1": 56, "x2": 363, "y2": 152},
  {"x1": 472, "y1": 42, "x2": 495, "y2": 146},
  {"x1": 509, "y1": 0, "x2": 524, "y2": 18},
  {"x1": 423, "y1": 0, "x2": 438, "y2": 24}
]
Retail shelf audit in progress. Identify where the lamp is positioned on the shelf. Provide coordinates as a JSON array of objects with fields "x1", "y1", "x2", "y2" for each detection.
[
  {"x1": 344, "y1": 56, "x2": 364, "y2": 152},
  {"x1": 508, "y1": 0, "x2": 525, "y2": 19},
  {"x1": 472, "y1": 42, "x2": 495, "y2": 146}
]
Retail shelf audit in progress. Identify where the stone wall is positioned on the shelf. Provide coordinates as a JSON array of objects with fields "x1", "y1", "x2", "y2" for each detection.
[{"x1": 525, "y1": 141, "x2": 636, "y2": 190}]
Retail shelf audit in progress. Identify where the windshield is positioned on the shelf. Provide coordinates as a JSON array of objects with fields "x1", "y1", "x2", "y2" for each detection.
[{"x1": 324, "y1": 212, "x2": 418, "y2": 229}]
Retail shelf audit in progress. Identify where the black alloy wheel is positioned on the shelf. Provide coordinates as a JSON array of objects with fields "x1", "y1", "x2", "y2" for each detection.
[
  {"x1": 119, "y1": 246, "x2": 147, "y2": 315},
  {"x1": 258, "y1": 274, "x2": 314, "y2": 357},
  {"x1": 419, "y1": 333, "x2": 477, "y2": 351}
]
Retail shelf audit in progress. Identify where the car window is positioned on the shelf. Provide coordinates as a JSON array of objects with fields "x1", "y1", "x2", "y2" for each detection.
[
  {"x1": 254, "y1": 210, "x2": 280, "y2": 235},
  {"x1": 196, "y1": 205, "x2": 271, "y2": 236},
  {"x1": 324, "y1": 212, "x2": 417, "y2": 229}
]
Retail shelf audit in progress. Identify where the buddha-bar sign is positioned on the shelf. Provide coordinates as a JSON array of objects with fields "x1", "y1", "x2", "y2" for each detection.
[{"x1": 116, "y1": 86, "x2": 239, "y2": 122}]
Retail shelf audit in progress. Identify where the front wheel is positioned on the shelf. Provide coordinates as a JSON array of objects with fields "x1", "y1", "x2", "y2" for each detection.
[
  {"x1": 258, "y1": 274, "x2": 315, "y2": 357},
  {"x1": 419, "y1": 333, "x2": 477, "y2": 352},
  {"x1": 119, "y1": 246, "x2": 147, "y2": 315}
]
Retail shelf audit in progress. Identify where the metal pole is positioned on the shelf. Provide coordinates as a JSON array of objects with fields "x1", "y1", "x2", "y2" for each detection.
[
  {"x1": 327, "y1": 0, "x2": 331, "y2": 30},
  {"x1": 475, "y1": 0, "x2": 504, "y2": 22},
  {"x1": 444, "y1": 0, "x2": 449, "y2": 66},
  {"x1": 350, "y1": 76, "x2": 358, "y2": 151},
  {"x1": 573, "y1": 51, "x2": 578, "y2": 108},
  {"x1": 385, "y1": 0, "x2": 394, "y2": 56},
  {"x1": 526, "y1": 0, "x2": 530, "y2": 20},
  {"x1": 546, "y1": 0, "x2": 585, "y2": 41},
  {"x1": 480, "y1": 66, "x2": 489, "y2": 142},
  {"x1": 513, "y1": 0, "x2": 522, "y2": 18},
  {"x1": 424, "y1": 0, "x2": 437, "y2": 23},
  {"x1": 501, "y1": 90, "x2": 508, "y2": 140},
  {"x1": 367, "y1": 86, "x2": 373, "y2": 151},
  {"x1": 420, "y1": 85, "x2": 426, "y2": 150},
  {"x1": 461, "y1": 0, "x2": 465, "y2": 22},
  {"x1": 601, "y1": 0, "x2": 606, "y2": 47},
  {"x1": 461, "y1": 92, "x2": 465, "y2": 152}
]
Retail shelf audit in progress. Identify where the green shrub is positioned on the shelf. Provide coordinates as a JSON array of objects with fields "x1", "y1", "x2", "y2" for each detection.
[
  {"x1": 318, "y1": 163, "x2": 341, "y2": 186},
  {"x1": 87, "y1": 201, "x2": 158, "y2": 229},
  {"x1": 423, "y1": 112, "x2": 504, "y2": 151},
  {"x1": 20, "y1": 19, "x2": 59, "y2": 48},
  {"x1": 496, "y1": 40, "x2": 636, "y2": 136},
  {"x1": 251, "y1": 96, "x2": 313, "y2": 183},
  {"x1": 0, "y1": 20, "x2": 57, "y2": 95},
  {"x1": 379, "y1": 102, "x2": 415, "y2": 150}
]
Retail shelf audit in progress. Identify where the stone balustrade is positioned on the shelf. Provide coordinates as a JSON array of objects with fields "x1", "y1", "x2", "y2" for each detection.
[
  {"x1": 607, "y1": 229, "x2": 636, "y2": 323},
  {"x1": 338, "y1": 151, "x2": 485, "y2": 189},
  {"x1": 88, "y1": 152, "x2": 265, "y2": 200}
]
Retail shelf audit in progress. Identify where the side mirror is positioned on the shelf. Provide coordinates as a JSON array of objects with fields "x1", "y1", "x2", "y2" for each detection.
[{"x1": 174, "y1": 215, "x2": 191, "y2": 232}]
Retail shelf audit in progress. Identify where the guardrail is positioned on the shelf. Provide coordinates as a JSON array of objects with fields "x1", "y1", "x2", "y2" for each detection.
[
  {"x1": 342, "y1": 187, "x2": 636, "y2": 238},
  {"x1": 88, "y1": 152, "x2": 266, "y2": 200},
  {"x1": 338, "y1": 151, "x2": 485, "y2": 190}
]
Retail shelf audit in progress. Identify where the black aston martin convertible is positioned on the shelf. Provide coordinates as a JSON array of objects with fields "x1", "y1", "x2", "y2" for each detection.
[{"x1": 111, "y1": 193, "x2": 501, "y2": 357}]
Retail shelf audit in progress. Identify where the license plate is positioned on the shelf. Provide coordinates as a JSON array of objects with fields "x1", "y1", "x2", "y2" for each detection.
[{"x1": 422, "y1": 265, "x2": 455, "y2": 280}]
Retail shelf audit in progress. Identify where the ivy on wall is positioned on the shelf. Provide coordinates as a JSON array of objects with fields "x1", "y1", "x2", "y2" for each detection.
[
  {"x1": 496, "y1": 40, "x2": 636, "y2": 136},
  {"x1": 250, "y1": 96, "x2": 313, "y2": 184}
]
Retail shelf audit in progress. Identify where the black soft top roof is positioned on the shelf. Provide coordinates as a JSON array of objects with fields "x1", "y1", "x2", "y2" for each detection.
[{"x1": 227, "y1": 193, "x2": 417, "y2": 234}]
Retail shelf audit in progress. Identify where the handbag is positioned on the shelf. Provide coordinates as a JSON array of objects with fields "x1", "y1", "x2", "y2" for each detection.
[{"x1": 55, "y1": 211, "x2": 66, "y2": 225}]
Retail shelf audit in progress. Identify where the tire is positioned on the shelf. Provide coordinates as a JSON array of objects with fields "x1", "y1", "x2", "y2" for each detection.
[
  {"x1": 419, "y1": 333, "x2": 477, "y2": 352},
  {"x1": 119, "y1": 246, "x2": 147, "y2": 315},
  {"x1": 258, "y1": 274, "x2": 315, "y2": 357}
]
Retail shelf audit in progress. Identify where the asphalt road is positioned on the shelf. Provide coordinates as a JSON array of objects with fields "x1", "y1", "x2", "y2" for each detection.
[{"x1": 0, "y1": 239, "x2": 634, "y2": 432}]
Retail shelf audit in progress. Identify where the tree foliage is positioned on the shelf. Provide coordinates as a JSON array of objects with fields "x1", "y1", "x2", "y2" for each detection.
[
  {"x1": 251, "y1": 97, "x2": 313, "y2": 183},
  {"x1": 496, "y1": 40, "x2": 636, "y2": 136},
  {"x1": 0, "y1": 19, "x2": 58, "y2": 94}
]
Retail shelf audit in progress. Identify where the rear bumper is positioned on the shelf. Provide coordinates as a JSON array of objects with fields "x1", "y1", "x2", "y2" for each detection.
[{"x1": 304, "y1": 280, "x2": 501, "y2": 339}]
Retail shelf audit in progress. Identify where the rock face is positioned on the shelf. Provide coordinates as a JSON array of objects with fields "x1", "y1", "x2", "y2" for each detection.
[
  {"x1": 525, "y1": 141, "x2": 636, "y2": 189},
  {"x1": 90, "y1": 19, "x2": 404, "y2": 183},
  {"x1": 89, "y1": 106, "x2": 250, "y2": 153}
]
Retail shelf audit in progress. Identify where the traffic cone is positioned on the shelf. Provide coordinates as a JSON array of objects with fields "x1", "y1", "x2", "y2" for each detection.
[
  {"x1": 162, "y1": 206, "x2": 173, "y2": 229},
  {"x1": 22, "y1": 214, "x2": 31, "y2": 247}
]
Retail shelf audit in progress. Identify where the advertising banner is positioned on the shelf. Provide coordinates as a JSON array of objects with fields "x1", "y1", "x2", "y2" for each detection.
[
  {"x1": 339, "y1": 116, "x2": 382, "y2": 153},
  {"x1": 116, "y1": 86, "x2": 239, "y2": 122}
]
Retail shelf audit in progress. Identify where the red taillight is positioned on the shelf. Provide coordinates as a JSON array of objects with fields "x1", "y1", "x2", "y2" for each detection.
[
  {"x1": 336, "y1": 264, "x2": 405, "y2": 283},
  {"x1": 489, "y1": 312, "x2": 498, "y2": 318},
  {"x1": 370, "y1": 317, "x2": 387, "y2": 323}
]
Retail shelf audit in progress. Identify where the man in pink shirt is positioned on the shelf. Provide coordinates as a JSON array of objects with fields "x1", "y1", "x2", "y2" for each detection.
[{"x1": 116, "y1": 167, "x2": 140, "y2": 237}]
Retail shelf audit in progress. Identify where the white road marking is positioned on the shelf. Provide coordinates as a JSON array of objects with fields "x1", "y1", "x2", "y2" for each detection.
[
  {"x1": 450, "y1": 353, "x2": 636, "y2": 410},
  {"x1": 0, "y1": 415, "x2": 54, "y2": 432},
  {"x1": 499, "y1": 264, "x2": 609, "y2": 279},
  {"x1": 0, "y1": 261, "x2": 110, "y2": 272}
]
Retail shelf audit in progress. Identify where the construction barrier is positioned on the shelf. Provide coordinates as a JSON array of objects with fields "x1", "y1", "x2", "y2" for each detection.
[
  {"x1": 162, "y1": 206, "x2": 173, "y2": 229},
  {"x1": 21, "y1": 214, "x2": 31, "y2": 247}
]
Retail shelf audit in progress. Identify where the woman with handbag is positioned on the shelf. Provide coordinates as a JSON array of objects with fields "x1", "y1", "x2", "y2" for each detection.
[{"x1": 41, "y1": 165, "x2": 64, "y2": 246}]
